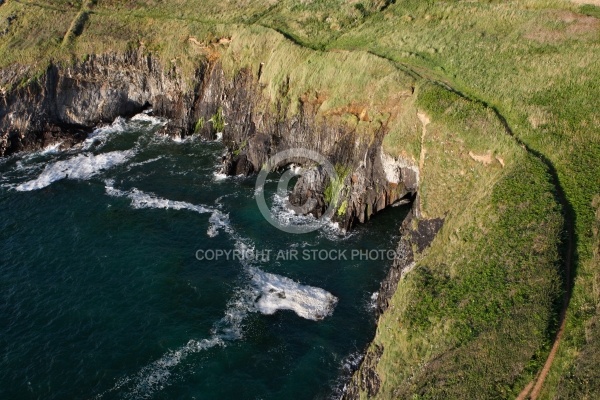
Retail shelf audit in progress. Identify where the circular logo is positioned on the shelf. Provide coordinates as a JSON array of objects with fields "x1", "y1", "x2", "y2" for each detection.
[{"x1": 254, "y1": 148, "x2": 338, "y2": 234}]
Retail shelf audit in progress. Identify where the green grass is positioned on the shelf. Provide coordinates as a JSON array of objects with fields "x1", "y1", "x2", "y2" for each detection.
[
  {"x1": 194, "y1": 117, "x2": 204, "y2": 134},
  {"x1": 324, "y1": 163, "x2": 351, "y2": 208},
  {"x1": 385, "y1": 156, "x2": 562, "y2": 398},
  {"x1": 1, "y1": 0, "x2": 599, "y2": 397},
  {"x1": 209, "y1": 106, "x2": 225, "y2": 133}
]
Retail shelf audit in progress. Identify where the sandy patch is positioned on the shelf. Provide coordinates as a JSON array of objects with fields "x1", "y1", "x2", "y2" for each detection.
[
  {"x1": 525, "y1": 10, "x2": 599, "y2": 43},
  {"x1": 469, "y1": 151, "x2": 494, "y2": 166},
  {"x1": 417, "y1": 112, "x2": 430, "y2": 173}
]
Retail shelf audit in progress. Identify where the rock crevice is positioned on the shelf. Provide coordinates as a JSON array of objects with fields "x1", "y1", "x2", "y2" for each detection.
[{"x1": 0, "y1": 51, "x2": 443, "y2": 399}]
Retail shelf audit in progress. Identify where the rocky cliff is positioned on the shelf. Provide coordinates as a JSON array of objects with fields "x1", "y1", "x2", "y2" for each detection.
[
  {"x1": 0, "y1": 52, "x2": 202, "y2": 156},
  {"x1": 204, "y1": 65, "x2": 419, "y2": 230},
  {"x1": 0, "y1": 51, "x2": 419, "y2": 231},
  {"x1": 0, "y1": 51, "x2": 441, "y2": 397},
  {"x1": 342, "y1": 213, "x2": 444, "y2": 399}
]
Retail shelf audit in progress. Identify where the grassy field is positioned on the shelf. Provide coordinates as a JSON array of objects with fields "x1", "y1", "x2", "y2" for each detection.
[{"x1": 1, "y1": 0, "x2": 599, "y2": 398}]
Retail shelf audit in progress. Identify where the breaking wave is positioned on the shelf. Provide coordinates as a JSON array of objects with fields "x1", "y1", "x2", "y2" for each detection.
[
  {"x1": 15, "y1": 151, "x2": 134, "y2": 191},
  {"x1": 249, "y1": 267, "x2": 338, "y2": 321}
]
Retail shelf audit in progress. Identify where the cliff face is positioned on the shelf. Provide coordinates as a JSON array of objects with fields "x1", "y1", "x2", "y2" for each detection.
[
  {"x1": 205, "y1": 65, "x2": 419, "y2": 230},
  {"x1": 0, "y1": 51, "x2": 419, "y2": 230},
  {"x1": 0, "y1": 52, "x2": 199, "y2": 156},
  {"x1": 0, "y1": 52, "x2": 439, "y2": 397},
  {"x1": 0, "y1": 53, "x2": 419, "y2": 232},
  {"x1": 342, "y1": 214, "x2": 444, "y2": 399}
]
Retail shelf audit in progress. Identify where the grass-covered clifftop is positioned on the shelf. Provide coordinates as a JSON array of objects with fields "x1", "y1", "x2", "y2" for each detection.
[{"x1": 1, "y1": 0, "x2": 599, "y2": 398}]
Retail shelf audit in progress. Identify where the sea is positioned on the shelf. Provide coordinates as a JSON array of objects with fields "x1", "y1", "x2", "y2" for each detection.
[{"x1": 0, "y1": 113, "x2": 409, "y2": 399}]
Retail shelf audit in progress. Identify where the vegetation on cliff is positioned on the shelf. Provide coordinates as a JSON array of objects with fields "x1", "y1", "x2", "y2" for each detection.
[{"x1": 1, "y1": 0, "x2": 599, "y2": 398}]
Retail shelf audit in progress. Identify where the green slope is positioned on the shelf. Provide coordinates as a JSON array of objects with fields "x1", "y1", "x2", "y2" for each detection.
[{"x1": 1, "y1": 0, "x2": 598, "y2": 398}]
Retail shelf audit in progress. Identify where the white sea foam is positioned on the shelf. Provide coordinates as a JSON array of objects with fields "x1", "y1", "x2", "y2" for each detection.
[
  {"x1": 82, "y1": 113, "x2": 166, "y2": 151},
  {"x1": 82, "y1": 117, "x2": 128, "y2": 150},
  {"x1": 368, "y1": 292, "x2": 379, "y2": 311},
  {"x1": 97, "y1": 178, "x2": 339, "y2": 398},
  {"x1": 97, "y1": 286, "x2": 253, "y2": 399},
  {"x1": 270, "y1": 192, "x2": 320, "y2": 229},
  {"x1": 207, "y1": 210, "x2": 234, "y2": 237},
  {"x1": 127, "y1": 156, "x2": 164, "y2": 169},
  {"x1": 105, "y1": 183, "x2": 212, "y2": 214},
  {"x1": 15, "y1": 151, "x2": 133, "y2": 191},
  {"x1": 212, "y1": 171, "x2": 228, "y2": 181},
  {"x1": 96, "y1": 262, "x2": 338, "y2": 399},
  {"x1": 331, "y1": 351, "x2": 365, "y2": 399},
  {"x1": 100, "y1": 336, "x2": 225, "y2": 400},
  {"x1": 40, "y1": 141, "x2": 63, "y2": 155},
  {"x1": 130, "y1": 113, "x2": 167, "y2": 125},
  {"x1": 212, "y1": 196, "x2": 339, "y2": 321},
  {"x1": 249, "y1": 267, "x2": 338, "y2": 321},
  {"x1": 104, "y1": 183, "x2": 234, "y2": 238},
  {"x1": 270, "y1": 192, "x2": 350, "y2": 240},
  {"x1": 163, "y1": 133, "x2": 200, "y2": 144}
]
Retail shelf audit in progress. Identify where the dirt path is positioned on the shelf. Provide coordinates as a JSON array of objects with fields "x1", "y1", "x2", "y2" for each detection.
[
  {"x1": 371, "y1": 53, "x2": 577, "y2": 400},
  {"x1": 4, "y1": 4, "x2": 577, "y2": 394},
  {"x1": 517, "y1": 203, "x2": 574, "y2": 400}
]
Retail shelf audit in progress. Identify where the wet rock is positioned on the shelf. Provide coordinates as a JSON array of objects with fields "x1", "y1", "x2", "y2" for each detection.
[
  {"x1": 0, "y1": 51, "x2": 199, "y2": 156},
  {"x1": 343, "y1": 344, "x2": 384, "y2": 399},
  {"x1": 342, "y1": 213, "x2": 445, "y2": 399}
]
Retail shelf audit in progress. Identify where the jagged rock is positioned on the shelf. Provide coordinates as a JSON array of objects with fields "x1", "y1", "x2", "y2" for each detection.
[
  {"x1": 0, "y1": 49, "x2": 446, "y2": 400},
  {"x1": 343, "y1": 344, "x2": 384, "y2": 399},
  {"x1": 289, "y1": 166, "x2": 329, "y2": 218},
  {"x1": 0, "y1": 51, "x2": 200, "y2": 156},
  {"x1": 343, "y1": 213, "x2": 445, "y2": 399}
]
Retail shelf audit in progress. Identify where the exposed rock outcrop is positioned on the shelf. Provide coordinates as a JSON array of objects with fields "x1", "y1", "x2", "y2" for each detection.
[
  {"x1": 0, "y1": 52, "x2": 201, "y2": 156},
  {"x1": 0, "y1": 51, "x2": 419, "y2": 230},
  {"x1": 0, "y1": 51, "x2": 442, "y2": 399},
  {"x1": 342, "y1": 213, "x2": 444, "y2": 399}
]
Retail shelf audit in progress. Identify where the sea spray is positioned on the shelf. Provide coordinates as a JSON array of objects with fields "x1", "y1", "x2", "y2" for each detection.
[{"x1": 16, "y1": 151, "x2": 134, "y2": 191}]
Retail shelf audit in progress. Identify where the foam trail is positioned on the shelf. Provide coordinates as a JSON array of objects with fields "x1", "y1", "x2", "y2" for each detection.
[
  {"x1": 212, "y1": 200, "x2": 339, "y2": 322},
  {"x1": 99, "y1": 262, "x2": 338, "y2": 399},
  {"x1": 212, "y1": 171, "x2": 228, "y2": 181},
  {"x1": 271, "y1": 192, "x2": 351, "y2": 240},
  {"x1": 104, "y1": 183, "x2": 232, "y2": 237},
  {"x1": 207, "y1": 210, "x2": 234, "y2": 237},
  {"x1": 40, "y1": 141, "x2": 63, "y2": 155},
  {"x1": 105, "y1": 183, "x2": 212, "y2": 214},
  {"x1": 97, "y1": 185, "x2": 338, "y2": 398},
  {"x1": 130, "y1": 113, "x2": 166, "y2": 125},
  {"x1": 331, "y1": 351, "x2": 365, "y2": 399},
  {"x1": 15, "y1": 151, "x2": 133, "y2": 191},
  {"x1": 109, "y1": 337, "x2": 224, "y2": 399},
  {"x1": 82, "y1": 114, "x2": 167, "y2": 151},
  {"x1": 97, "y1": 286, "x2": 254, "y2": 399},
  {"x1": 248, "y1": 267, "x2": 338, "y2": 321},
  {"x1": 127, "y1": 156, "x2": 164, "y2": 169}
]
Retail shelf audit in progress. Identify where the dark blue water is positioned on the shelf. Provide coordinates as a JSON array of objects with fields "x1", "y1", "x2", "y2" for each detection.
[{"x1": 0, "y1": 115, "x2": 408, "y2": 399}]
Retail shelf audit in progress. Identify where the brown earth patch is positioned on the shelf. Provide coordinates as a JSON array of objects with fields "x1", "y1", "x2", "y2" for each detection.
[
  {"x1": 495, "y1": 156, "x2": 505, "y2": 168},
  {"x1": 468, "y1": 150, "x2": 494, "y2": 166},
  {"x1": 326, "y1": 102, "x2": 371, "y2": 121},
  {"x1": 524, "y1": 10, "x2": 599, "y2": 43}
]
